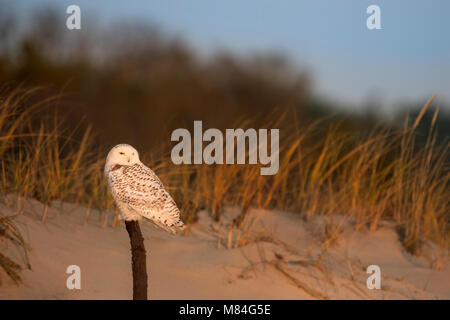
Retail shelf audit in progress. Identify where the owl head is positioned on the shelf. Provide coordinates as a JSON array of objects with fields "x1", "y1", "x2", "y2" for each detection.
[{"x1": 105, "y1": 144, "x2": 141, "y2": 172}]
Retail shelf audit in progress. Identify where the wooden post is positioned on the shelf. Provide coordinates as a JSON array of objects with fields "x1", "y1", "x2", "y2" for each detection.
[{"x1": 125, "y1": 221, "x2": 148, "y2": 300}]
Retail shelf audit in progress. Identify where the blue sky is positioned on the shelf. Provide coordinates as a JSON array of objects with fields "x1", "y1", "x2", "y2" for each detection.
[{"x1": 14, "y1": 0, "x2": 450, "y2": 112}]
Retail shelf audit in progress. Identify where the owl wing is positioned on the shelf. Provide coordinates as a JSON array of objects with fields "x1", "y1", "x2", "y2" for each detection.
[{"x1": 116, "y1": 163, "x2": 185, "y2": 234}]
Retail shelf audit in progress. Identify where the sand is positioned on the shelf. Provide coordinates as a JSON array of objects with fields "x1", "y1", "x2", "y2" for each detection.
[{"x1": 0, "y1": 197, "x2": 449, "y2": 300}]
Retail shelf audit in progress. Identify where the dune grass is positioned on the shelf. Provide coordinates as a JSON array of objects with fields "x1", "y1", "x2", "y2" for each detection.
[
  {"x1": 157, "y1": 96, "x2": 449, "y2": 253},
  {"x1": 0, "y1": 211, "x2": 30, "y2": 285},
  {"x1": 0, "y1": 89, "x2": 448, "y2": 283}
]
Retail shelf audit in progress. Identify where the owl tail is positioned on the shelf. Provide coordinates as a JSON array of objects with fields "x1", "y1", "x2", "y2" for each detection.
[
  {"x1": 152, "y1": 218, "x2": 186, "y2": 235},
  {"x1": 171, "y1": 219, "x2": 186, "y2": 235}
]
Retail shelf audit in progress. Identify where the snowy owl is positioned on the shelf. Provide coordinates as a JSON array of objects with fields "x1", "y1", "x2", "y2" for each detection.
[{"x1": 105, "y1": 144, "x2": 185, "y2": 234}]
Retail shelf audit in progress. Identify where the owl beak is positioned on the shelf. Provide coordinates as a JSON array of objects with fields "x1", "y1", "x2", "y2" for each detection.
[{"x1": 127, "y1": 156, "x2": 130, "y2": 163}]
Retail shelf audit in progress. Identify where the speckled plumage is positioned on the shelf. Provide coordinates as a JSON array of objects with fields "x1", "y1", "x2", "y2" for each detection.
[{"x1": 105, "y1": 144, "x2": 185, "y2": 234}]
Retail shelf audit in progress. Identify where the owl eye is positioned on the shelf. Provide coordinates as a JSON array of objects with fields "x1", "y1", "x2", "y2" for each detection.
[
  {"x1": 119, "y1": 152, "x2": 125, "y2": 155},
  {"x1": 132, "y1": 153, "x2": 135, "y2": 156}
]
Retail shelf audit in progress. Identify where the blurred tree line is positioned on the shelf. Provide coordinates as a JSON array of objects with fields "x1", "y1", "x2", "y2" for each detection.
[{"x1": 0, "y1": 5, "x2": 448, "y2": 154}]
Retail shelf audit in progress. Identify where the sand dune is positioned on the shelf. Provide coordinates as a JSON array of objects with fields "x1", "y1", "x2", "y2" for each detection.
[{"x1": 0, "y1": 197, "x2": 448, "y2": 300}]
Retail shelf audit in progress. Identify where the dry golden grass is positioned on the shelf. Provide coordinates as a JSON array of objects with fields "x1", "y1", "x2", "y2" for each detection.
[
  {"x1": 318, "y1": 219, "x2": 345, "y2": 249},
  {"x1": 0, "y1": 89, "x2": 448, "y2": 283},
  {"x1": 0, "y1": 212, "x2": 30, "y2": 285},
  {"x1": 156, "y1": 96, "x2": 449, "y2": 253}
]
